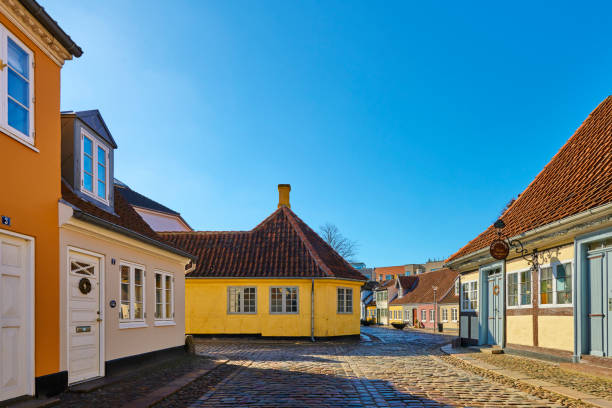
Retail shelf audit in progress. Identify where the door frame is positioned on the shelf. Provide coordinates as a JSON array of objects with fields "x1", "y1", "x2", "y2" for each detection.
[
  {"x1": 66, "y1": 246, "x2": 105, "y2": 383},
  {"x1": 0, "y1": 229, "x2": 35, "y2": 399},
  {"x1": 575, "y1": 226, "x2": 612, "y2": 361},
  {"x1": 478, "y1": 261, "x2": 505, "y2": 346}
]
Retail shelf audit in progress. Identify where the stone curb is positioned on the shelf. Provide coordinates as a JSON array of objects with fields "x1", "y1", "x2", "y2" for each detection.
[
  {"x1": 440, "y1": 345, "x2": 612, "y2": 408},
  {"x1": 119, "y1": 359, "x2": 229, "y2": 408}
]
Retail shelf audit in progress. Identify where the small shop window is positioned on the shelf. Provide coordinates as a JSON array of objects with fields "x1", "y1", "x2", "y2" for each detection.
[{"x1": 540, "y1": 263, "x2": 572, "y2": 306}]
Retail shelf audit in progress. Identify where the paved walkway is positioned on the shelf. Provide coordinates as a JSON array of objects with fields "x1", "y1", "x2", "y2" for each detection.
[{"x1": 191, "y1": 327, "x2": 562, "y2": 407}]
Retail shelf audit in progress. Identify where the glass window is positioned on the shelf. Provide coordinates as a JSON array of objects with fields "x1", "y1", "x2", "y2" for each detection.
[
  {"x1": 120, "y1": 263, "x2": 145, "y2": 322},
  {"x1": 519, "y1": 270, "x2": 531, "y2": 305},
  {"x1": 442, "y1": 309, "x2": 448, "y2": 322},
  {"x1": 556, "y1": 264, "x2": 572, "y2": 305},
  {"x1": 540, "y1": 267, "x2": 553, "y2": 305},
  {"x1": 228, "y1": 287, "x2": 256, "y2": 313},
  {"x1": 462, "y1": 281, "x2": 478, "y2": 310},
  {"x1": 6, "y1": 37, "x2": 31, "y2": 137},
  {"x1": 508, "y1": 273, "x2": 518, "y2": 306},
  {"x1": 337, "y1": 288, "x2": 353, "y2": 313},
  {"x1": 81, "y1": 131, "x2": 109, "y2": 201},
  {"x1": 421, "y1": 310, "x2": 426, "y2": 322},
  {"x1": 155, "y1": 272, "x2": 174, "y2": 320},
  {"x1": 451, "y1": 308, "x2": 458, "y2": 322},
  {"x1": 429, "y1": 309, "x2": 435, "y2": 322},
  {"x1": 270, "y1": 287, "x2": 298, "y2": 314}
]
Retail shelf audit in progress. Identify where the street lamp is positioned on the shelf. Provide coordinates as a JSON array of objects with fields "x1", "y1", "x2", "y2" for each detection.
[{"x1": 432, "y1": 286, "x2": 438, "y2": 333}]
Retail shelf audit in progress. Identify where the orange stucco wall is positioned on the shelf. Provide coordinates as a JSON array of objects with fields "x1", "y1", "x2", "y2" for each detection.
[{"x1": 0, "y1": 12, "x2": 63, "y2": 378}]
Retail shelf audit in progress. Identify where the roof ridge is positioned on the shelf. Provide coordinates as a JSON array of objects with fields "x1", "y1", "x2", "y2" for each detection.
[
  {"x1": 281, "y1": 207, "x2": 335, "y2": 277},
  {"x1": 252, "y1": 207, "x2": 284, "y2": 231}
]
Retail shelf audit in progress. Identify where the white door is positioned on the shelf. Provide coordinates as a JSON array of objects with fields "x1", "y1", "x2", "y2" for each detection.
[
  {"x1": 0, "y1": 233, "x2": 31, "y2": 401},
  {"x1": 68, "y1": 252, "x2": 101, "y2": 384}
]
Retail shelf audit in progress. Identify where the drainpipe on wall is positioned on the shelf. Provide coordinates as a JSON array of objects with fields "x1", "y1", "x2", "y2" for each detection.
[{"x1": 311, "y1": 278, "x2": 315, "y2": 342}]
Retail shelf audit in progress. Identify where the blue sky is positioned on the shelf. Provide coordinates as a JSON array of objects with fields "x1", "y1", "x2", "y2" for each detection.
[{"x1": 46, "y1": 0, "x2": 612, "y2": 267}]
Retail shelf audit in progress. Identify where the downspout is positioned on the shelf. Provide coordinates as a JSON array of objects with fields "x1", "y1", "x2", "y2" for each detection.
[{"x1": 311, "y1": 278, "x2": 315, "y2": 342}]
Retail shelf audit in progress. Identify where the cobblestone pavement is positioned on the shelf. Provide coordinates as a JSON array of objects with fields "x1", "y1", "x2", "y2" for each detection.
[
  {"x1": 191, "y1": 327, "x2": 562, "y2": 407},
  {"x1": 470, "y1": 352, "x2": 612, "y2": 401}
]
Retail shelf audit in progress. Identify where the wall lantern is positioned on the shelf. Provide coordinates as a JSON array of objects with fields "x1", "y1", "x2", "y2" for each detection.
[{"x1": 489, "y1": 219, "x2": 543, "y2": 272}]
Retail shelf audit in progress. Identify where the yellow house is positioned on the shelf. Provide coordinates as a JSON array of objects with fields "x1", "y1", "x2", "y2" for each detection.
[
  {"x1": 162, "y1": 185, "x2": 366, "y2": 338},
  {"x1": 447, "y1": 96, "x2": 612, "y2": 362},
  {"x1": 0, "y1": 0, "x2": 81, "y2": 402}
]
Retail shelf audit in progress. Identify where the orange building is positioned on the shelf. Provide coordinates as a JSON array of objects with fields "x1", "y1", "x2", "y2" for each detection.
[{"x1": 0, "y1": 0, "x2": 81, "y2": 402}]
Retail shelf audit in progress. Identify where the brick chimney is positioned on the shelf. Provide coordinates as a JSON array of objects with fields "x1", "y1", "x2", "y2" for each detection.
[{"x1": 278, "y1": 184, "x2": 291, "y2": 208}]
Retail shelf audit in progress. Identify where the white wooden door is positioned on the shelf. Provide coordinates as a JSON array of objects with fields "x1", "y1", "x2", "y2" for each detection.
[
  {"x1": 68, "y1": 252, "x2": 101, "y2": 384},
  {"x1": 0, "y1": 234, "x2": 30, "y2": 401}
]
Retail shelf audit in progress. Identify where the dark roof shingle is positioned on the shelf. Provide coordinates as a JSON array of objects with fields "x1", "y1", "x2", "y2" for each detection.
[
  {"x1": 390, "y1": 269, "x2": 458, "y2": 305},
  {"x1": 161, "y1": 206, "x2": 366, "y2": 280},
  {"x1": 447, "y1": 96, "x2": 612, "y2": 263}
]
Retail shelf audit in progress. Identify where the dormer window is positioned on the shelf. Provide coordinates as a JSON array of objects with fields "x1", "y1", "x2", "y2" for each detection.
[
  {"x1": 0, "y1": 26, "x2": 34, "y2": 145},
  {"x1": 81, "y1": 130, "x2": 109, "y2": 202}
]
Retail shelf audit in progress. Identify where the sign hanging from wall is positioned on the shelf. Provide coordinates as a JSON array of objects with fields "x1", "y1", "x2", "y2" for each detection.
[{"x1": 489, "y1": 239, "x2": 509, "y2": 260}]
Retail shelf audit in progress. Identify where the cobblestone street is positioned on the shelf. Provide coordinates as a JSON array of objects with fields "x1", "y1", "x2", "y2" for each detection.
[{"x1": 189, "y1": 327, "x2": 562, "y2": 407}]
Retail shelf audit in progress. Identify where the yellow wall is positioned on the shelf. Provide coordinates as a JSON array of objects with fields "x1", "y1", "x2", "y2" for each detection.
[
  {"x1": 507, "y1": 315, "x2": 533, "y2": 346},
  {"x1": 389, "y1": 305, "x2": 404, "y2": 323},
  {"x1": 506, "y1": 242, "x2": 574, "y2": 272},
  {"x1": 462, "y1": 270, "x2": 478, "y2": 282},
  {"x1": 439, "y1": 304, "x2": 459, "y2": 329},
  {"x1": 186, "y1": 278, "x2": 362, "y2": 337},
  {"x1": 538, "y1": 316, "x2": 574, "y2": 351},
  {"x1": 366, "y1": 306, "x2": 376, "y2": 321},
  {"x1": 0, "y1": 12, "x2": 63, "y2": 377}
]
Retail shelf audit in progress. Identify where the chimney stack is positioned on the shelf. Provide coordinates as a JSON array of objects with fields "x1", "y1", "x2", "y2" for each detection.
[{"x1": 278, "y1": 184, "x2": 291, "y2": 208}]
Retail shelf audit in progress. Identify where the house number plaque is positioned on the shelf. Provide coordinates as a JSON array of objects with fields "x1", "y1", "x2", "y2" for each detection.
[{"x1": 76, "y1": 326, "x2": 91, "y2": 333}]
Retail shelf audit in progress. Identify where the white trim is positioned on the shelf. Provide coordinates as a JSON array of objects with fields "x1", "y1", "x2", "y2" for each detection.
[
  {"x1": 0, "y1": 228, "x2": 35, "y2": 397},
  {"x1": 153, "y1": 320, "x2": 176, "y2": 327},
  {"x1": 537, "y1": 261, "x2": 574, "y2": 308},
  {"x1": 65, "y1": 246, "x2": 105, "y2": 383},
  {"x1": 154, "y1": 270, "x2": 174, "y2": 322},
  {"x1": 506, "y1": 267, "x2": 533, "y2": 309},
  {"x1": 451, "y1": 307, "x2": 458, "y2": 322},
  {"x1": 119, "y1": 321, "x2": 148, "y2": 329},
  {"x1": 0, "y1": 26, "x2": 35, "y2": 146},
  {"x1": 337, "y1": 286, "x2": 354, "y2": 314},
  {"x1": 118, "y1": 260, "x2": 146, "y2": 323},
  {"x1": 460, "y1": 280, "x2": 478, "y2": 311},
  {"x1": 79, "y1": 128, "x2": 110, "y2": 205},
  {"x1": 227, "y1": 286, "x2": 258, "y2": 314}
]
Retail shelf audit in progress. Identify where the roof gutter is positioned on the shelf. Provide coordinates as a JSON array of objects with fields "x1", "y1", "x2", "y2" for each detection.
[
  {"x1": 446, "y1": 201, "x2": 612, "y2": 270},
  {"x1": 18, "y1": 0, "x2": 83, "y2": 57},
  {"x1": 72, "y1": 210, "x2": 197, "y2": 261}
]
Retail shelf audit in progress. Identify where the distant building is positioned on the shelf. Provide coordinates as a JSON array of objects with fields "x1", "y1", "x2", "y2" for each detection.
[{"x1": 351, "y1": 262, "x2": 374, "y2": 280}]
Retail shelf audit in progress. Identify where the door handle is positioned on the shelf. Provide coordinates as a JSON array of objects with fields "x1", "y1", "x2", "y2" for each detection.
[{"x1": 96, "y1": 318, "x2": 103, "y2": 322}]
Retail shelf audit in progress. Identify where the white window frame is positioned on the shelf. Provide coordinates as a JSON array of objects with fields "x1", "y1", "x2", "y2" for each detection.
[
  {"x1": 119, "y1": 261, "x2": 146, "y2": 329},
  {"x1": 454, "y1": 279, "x2": 460, "y2": 296},
  {"x1": 506, "y1": 268, "x2": 533, "y2": 309},
  {"x1": 154, "y1": 271, "x2": 174, "y2": 325},
  {"x1": 538, "y1": 261, "x2": 574, "y2": 308},
  {"x1": 337, "y1": 287, "x2": 353, "y2": 314},
  {"x1": 227, "y1": 286, "x2": 257, "y2": 314},
  {"x1": 0, "y1": 26, "x2": 35, "y2": 148},
  {"x1": 429, "y1": 309, "x2": 435, "y2": 322},
  {"x1": 461, "y1": 281, "x2": 478, "y2": 311},
  {"x1": 269, "y1": 286, "x2": 299, "y2": 314},
  {"x1": 451, "y1": 307, "x2": 458, "y2": 322},
  {"x1": 441, "y1": 308, "x2": 448, "y2": 322},
  {"x1": 421, "y1": 309, "x2": 426, "y2": 322},
  {"x1": 80, "y1": 129, "x2": 110, "y2": 205}
]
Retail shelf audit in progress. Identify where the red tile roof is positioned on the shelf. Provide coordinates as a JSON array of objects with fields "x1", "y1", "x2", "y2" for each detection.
[
  {"x1": 390, "y1": 269, "x2": 459, "y2": 305},
  {"x1": 160, "y1": 206, "x2": 366, "y2": 281},
  {"x1": 375, "y1": 266, "x2": 405, "y2": 275},
  {"x1": 397, "y1": 275, "x2": 418, "y2": 290},
  {"x1": 447, "y1": 96, "x2": 612, "y2": 263}
]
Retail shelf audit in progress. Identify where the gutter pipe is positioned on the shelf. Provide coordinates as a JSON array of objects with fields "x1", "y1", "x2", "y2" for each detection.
[{"x1": 311, "y1": 278, "x2": 315, "y2": 342}]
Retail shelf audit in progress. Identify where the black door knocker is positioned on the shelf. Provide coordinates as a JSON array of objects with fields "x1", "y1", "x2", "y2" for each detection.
[{"x1": 79, "y1": 278, "x2": 92, "y2": 294}]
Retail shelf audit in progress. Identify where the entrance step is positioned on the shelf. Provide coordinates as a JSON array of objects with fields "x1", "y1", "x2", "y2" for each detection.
[
  {"x1": 467, "y1": 345, "x2": 504, "y2": 354},
  {"x1": 3, "y1": 397, "x2": 60, "y2": 408}
]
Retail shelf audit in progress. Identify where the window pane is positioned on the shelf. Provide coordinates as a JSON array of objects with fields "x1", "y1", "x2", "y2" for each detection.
[
  {"x1": 286, "y1": 288, "x2": 298, "y2": 313},
  {"x1": 155, "y1": 303, "x2": 162, "y2": 319},
  {"x1": 519, "y1": 271, "x2": 531, "y2": 305},
  {"x1": 346, "y1": 289, "x2": 352, "y2": 313},
  {"x1": 244, "y1": 287, "x2": 255, "y2": 313},
  {"x1": 271, "y1": 288, "x2": 283, "y2": 313},
  {"x1": 97, "y1": 181, "x2": 106, "y2": 199},
  {"x1": 83, "y1": 136, "x2": 93, "y2": 156},
  {"x1": 337, "y1": 288, "x2": 344, "y2": 313},
  {"x1": 83, "y1": 173, "x2": 93, "y2": 192},
  {"x1": 98, "y1": 163, "x2": 106, "y2": 182},
  {"x1": 135, "y1": 269, "x2": 143, "y2": 285},
  {"x1": 8, "y1": 98, "x2": 28, "y2": 135},
  {"x1": 134, "y1": 284, "x2": 143, "y2": 302},
  {"x1": 540, "y1": 267, "x2": 553, "y2": 304},
  {"x1": 7, "y1": 38, "x2": 28, "y2": 78},
  {"x1": 97, "y1": 146, "x2": 106, "y2": 166},
  {"x1": 134, "y1": 302, "x2": 143, "y2": 319},
  {"x1": 83, "y1": 154, "x2": 93, "y2": 174},
  {"x1": 228, "y1": 288, "x2": 237, "y2": 313},
  {"x1": 508, "y1": 273, "x2": 518, "y2": 306},
  {"x1": 556, "y1": 264, "x2": 572, "y2": 304},
  {"x1": 165, "y1": 275, "x2": 172, "y2": 317},
  {"x1": 8, "y1": 69, "x2": 28, "y2": 106}
]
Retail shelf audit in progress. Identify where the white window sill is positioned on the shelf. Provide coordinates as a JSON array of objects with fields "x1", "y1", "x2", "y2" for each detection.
[
  {"x1": 154, "y1": 320, "x2": 176, "y2": 327},
  {"x1": 2, "y1": 128, "x2": 38, "y2": 152},
  {"x1": 539, "y1": 303, "x2": 573, "y2": 308},
  {"x1": 119, "y1": 321, "x2": 148, "y2": 329}
]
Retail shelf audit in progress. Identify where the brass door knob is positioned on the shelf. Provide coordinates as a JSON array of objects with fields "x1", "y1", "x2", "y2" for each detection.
[{"x1": 96, "y1": 318, "x2": 103, "y2": 322}]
